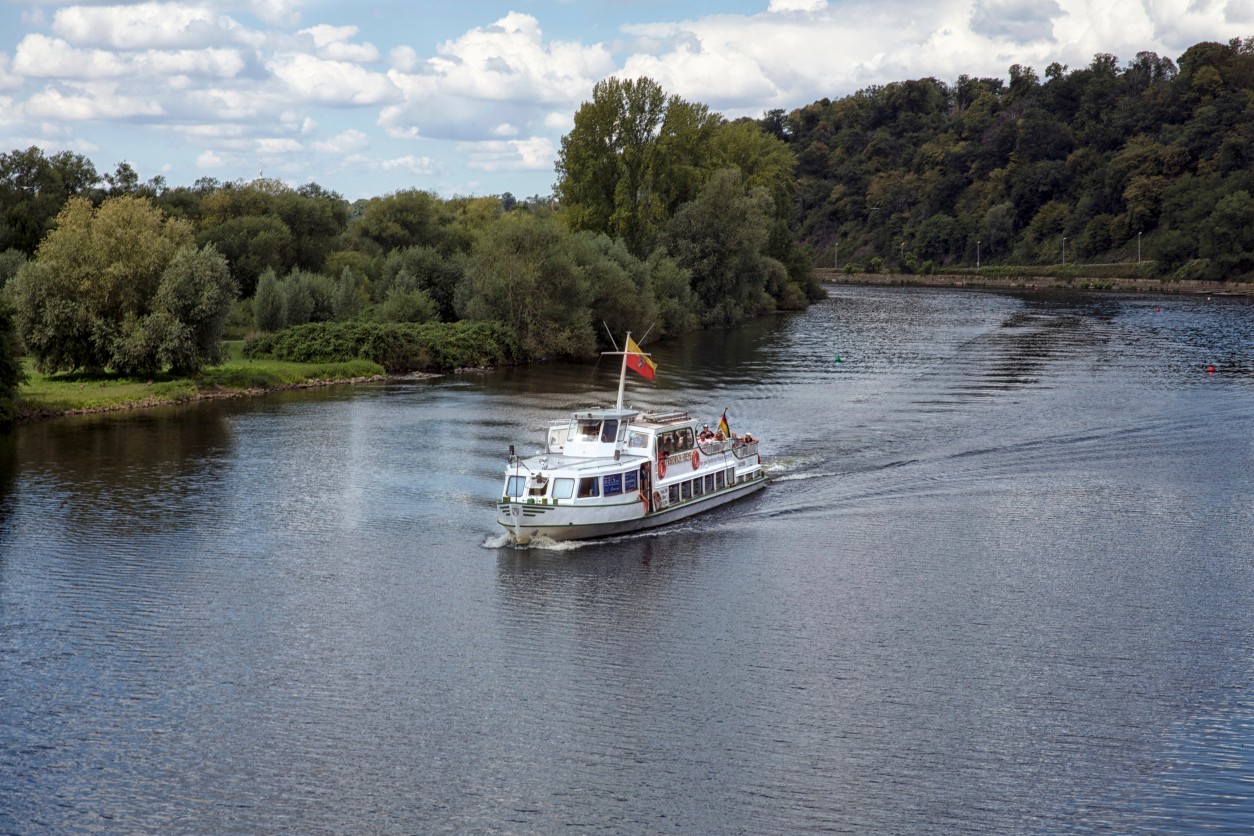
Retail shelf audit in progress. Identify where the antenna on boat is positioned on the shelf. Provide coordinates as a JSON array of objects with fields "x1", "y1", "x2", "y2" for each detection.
[{"x1": 602, "y1": 321, "x2": 620, "y2": 352}]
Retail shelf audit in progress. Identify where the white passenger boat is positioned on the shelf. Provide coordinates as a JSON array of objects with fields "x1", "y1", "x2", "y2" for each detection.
[{"x1": 496, "y1": 334, "x2": 766, "y2": 544}]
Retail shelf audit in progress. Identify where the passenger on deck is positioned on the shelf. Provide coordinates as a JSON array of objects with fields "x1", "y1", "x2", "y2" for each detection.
[
  {"x1": 743, "y1": 432, "x2": 756, "y2": 444},
  {"x1": 698, "y1": 424, "x2": 713, "y2": 442}
]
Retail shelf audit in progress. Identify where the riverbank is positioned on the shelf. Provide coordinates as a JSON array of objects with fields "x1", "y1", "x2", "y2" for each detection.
[
  {"x1": 14, "y1": 357, "x2": 400, "y2": 422},
  {"x1": 817, "y1": 269, "x2": 1254, "y2": 296}
]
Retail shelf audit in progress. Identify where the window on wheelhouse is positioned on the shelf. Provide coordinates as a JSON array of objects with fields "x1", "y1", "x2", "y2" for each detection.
[
  {"x1": 547, "y1": 425, "x2": 568, "y2": 453},
  {"x1": 506, "y1": 476, "x2": 526, "y2": 497},
  {"x1": 552, "y1": 478, "x2": 575, "y2": 499},
  {"x1": 576, "y1": 420, "x2": 600, "y2": 441},
  {"x1": 600, "y1": 419, "x2": 618, "y2": 443},
  {"x1": 577, "y1": 477, "x2": 600, "y2": 498},
  {"x1": 528, "y1": 477, "x2": 548, "y2": 497}
]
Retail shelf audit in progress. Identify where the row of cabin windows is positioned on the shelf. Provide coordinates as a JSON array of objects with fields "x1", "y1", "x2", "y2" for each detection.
[
  {"x1": 656, "y1": 427, "x2": 695, "y2": 457},
  {"x1": 575, "y1": 418, "x2": 625, "y2": 444},
  {"x1": 506, "y1": 469, "x2": 641, "y2": 500},
  {"x1": 668, "y1": 470, "x2": 730, "y2": 503}
]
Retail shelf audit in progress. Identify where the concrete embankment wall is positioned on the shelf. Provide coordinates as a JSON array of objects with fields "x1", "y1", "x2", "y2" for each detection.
[{"x1": 815, "y1": 270, "x2": 1254, "y2": 296}]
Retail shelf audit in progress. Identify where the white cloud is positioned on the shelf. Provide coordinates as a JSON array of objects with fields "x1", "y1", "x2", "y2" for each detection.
[
  {"x1": 299, "y1": 24, "x2": 380, "y2": 62},
  {"x1": 26, "y1": 83, "x2": 165, "y2": 119},
  {"x1": 51, "y1": 3, "x2": 246, "y2": 50},
  {"x1": 459, "y1": 137, "x2": 556, "y2": 172},
  {"x1": 376, "y1": 154, "x2": 439, "y2": 174},
  {"x1": 196, "y1": 149, "x2": 226, "y2": 167},
  {"x1": 767, "y1": 0, "x2": 829, "y2": 11},
  {"x1": 14, "y1": 34, "x2": 130, "y2": 78},
  {"x1": 313, "y1": 128, "x2": 370, "y2": 153},
  {"x1": 267, "y1": 53, "x2": 400, "y2": 104}
]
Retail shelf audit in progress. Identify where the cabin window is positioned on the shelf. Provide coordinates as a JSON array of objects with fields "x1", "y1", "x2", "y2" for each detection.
[
  {"x1": 704, "y1": 474, "x2": 714, "y2": 493},
  {"x1": 578, "y1": 477, "x2": 600, "y2": 498},
  {"x1": 617, "y1": 423, "x2": 628, "y2": 442},
  {"x1": 692, "y1": 477, "x2": 704, "y2": 497},
  {"x1": 681, "y1": 481, "x2": 692, "y2": 500},
  {"x1": 601, "y1": 419, "x2": 619, "y2": 443},
  {"x1": 506, "y1": 476, "x2": 526, "y2": 497},
  {"x1": 657, "y1": 431, "x2": 674, "y2": 457},
  {"x1": 547, "y1": 426, "x2": 568, "y2": 453},
  {"x1": 552, "y1": 478, "x2": 575, "y2": 499},
  {"x1": 628, "y1": 431, "x2": 649, "y2": 449},
  {"x1": 578, "y1": 420, "x2": 601, "y2": 441},
  {"x1": 624, "y1": 470, "x2": 638, "y2": 492},
  {"x1": 715, "y1": 471, "x2": 724, "y2": 490},
  {"x1": 669, "y1": 485, "x2": 680, "y2": 504},
  {"x1": 726, "y1": 468, "x2": 736, "y2": 486},
  {"x1": 677, "y1": 428, "x2": 694, "y2": 451},
  {"x1": 603, "y1": 473, "x2": 623, "y2": 496},
  {"x1": 528, "y1": 477, "x2": 549, "y2": 497}
]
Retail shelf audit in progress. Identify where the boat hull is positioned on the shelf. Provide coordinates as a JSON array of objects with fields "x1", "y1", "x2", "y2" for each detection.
[{"x1": 497, "y1": 472, "x2": 766, "y2": 544}]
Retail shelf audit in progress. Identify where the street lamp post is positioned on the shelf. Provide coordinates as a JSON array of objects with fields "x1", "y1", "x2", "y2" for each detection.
[
  {"x1": 900, "y1": 241, "x2": 905, "y2": 264},
  {"x1": 1062, "y1": 236, "x2": 1067, "y2": 265},
  {"x1": 976, "y1": 240, "x2": 981, "y2": 269},
  {"x1": 834, "y1": 241, "x2": 838, "y2": 270},
  {"x1": 1137, "y1": 231, "x2": 1142, "y2": 264}
]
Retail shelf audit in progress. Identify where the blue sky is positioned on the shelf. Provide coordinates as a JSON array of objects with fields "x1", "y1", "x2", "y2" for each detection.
[{"x1": 1, "y1": 1, "x2": 1250, "y2": 201}]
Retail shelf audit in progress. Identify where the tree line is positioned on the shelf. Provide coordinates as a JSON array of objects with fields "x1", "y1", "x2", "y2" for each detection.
[
  {"x1": 783, "y1": 38, "x2": 1254, "y2": 278},
  {"x1": 0, "y1": 75, "x2": 817, "y2": 422}
]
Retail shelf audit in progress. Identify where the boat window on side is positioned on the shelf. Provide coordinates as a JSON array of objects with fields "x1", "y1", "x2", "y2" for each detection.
[
  {"x1": 681, "y1": 481, "x2": 692, "y2": 501},
  {"x1": 668, "y1": 485, "x2": 680, "y2": 504},
  {"x1": 715, "y1": 471, "x2": 725, "y2": 490},
  {"x1": 725, "y1": 467, "x2": 736, "y2": 485},
  {"x1": 506, "y1": 476, "x2": 526, "y2": 497},
  {"x1": 693, "y1": 477, "x2": 704, "y2": 497},
  {"x1": 578, "y1": 477, "x2": 600, "y2": 498},
  {"x1": 624, "y1": 470, "x2": 638, "y2": 492},
  {"x1": 627, "y1": 431, "x2": 649, "y2": 449},
  {"x1": 704, "y1": 474, "x2": 714, "y2": 493},
  {"x1": 552, "y1": 478, "x2": 575, "y2": 499}
]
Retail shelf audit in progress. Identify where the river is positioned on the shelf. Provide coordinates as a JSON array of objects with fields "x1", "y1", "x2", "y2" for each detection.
[{"x1": 1, "y1": 285, "x2": 1251, "y2": 833}]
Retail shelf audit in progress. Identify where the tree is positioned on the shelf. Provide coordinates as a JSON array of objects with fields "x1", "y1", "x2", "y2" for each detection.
[
  {"x1": 457, "y1": 212, "x2": 593, "y2": 360},
  {"x1": 556, "y1": 77, "x2": 721, "y2": 257},
  {"x1": 0, "y1": 147, "x2": 100, "y2": 255},
  {"x1": 253, "y1": 269, "x2": 283, "y2": 332},
  {"x1": 662, "y1": 169, "x2": 775, "y2": 325},
  {"x1": 0, "y1": 299, "x2": 24, "y2": 423},
  {"x1": 8, "y1": 195, "x2": 195, "y2": 373},
  {"x1": 113, "y1": 245, "x2": 237, "y2": 374}
]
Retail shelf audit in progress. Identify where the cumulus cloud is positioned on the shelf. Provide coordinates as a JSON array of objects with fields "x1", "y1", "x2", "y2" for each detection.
[
  {"x1": 767, "y1": 0, "x2": 829, "y2": 11},
  {"x1": 299, "y1": 24, "x2": 380, "y2": 62},
  {"x1": 26, "y1": 83, "x2": 165, "y2": 119},
  {"x1": 51, "y1": 2, "x2": 246, "y2": 50},
  {"x1": 313, "y1": 128, "x2": 370, "y2": 153},
  {"x1": 267, "y1": 53, "x2": 400, "y2": 104},
  {"x1": 970, "y1": 0, "x2": 1062, "y2": 42},
  {"x1": 459, "y1": 137, "x2": 556, "y2": 172}
]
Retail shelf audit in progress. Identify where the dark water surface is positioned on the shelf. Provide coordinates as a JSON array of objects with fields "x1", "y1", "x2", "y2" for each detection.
[{"x1": 2, "y1": 286, "x2": 1252, "y2": 833}]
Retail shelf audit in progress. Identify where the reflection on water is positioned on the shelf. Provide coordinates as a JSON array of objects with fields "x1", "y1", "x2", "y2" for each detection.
[{"x1": 1, "y1": 286, "x2": 1252, "y2": 833}]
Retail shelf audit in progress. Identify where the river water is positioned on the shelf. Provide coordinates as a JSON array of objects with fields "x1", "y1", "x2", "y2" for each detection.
[{"x1": 1, "y1": 285, "x2": 1252, "y2": 834}]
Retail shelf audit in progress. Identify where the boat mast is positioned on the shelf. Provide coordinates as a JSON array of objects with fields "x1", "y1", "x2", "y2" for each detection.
[{"x1": 615, "y1": 331, "x2": 631, "y2": 410}]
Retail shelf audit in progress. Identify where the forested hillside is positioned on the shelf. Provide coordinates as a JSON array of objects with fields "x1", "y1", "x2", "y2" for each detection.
[{"x1": 783, "y1": 38, "x2": 1254, "y2": 280}]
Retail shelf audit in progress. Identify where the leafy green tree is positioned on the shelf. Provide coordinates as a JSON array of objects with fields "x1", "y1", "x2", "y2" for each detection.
[
  {"x1": 333, "y1": 267, "x2": 362, "y2": 320},
  {"x1": 351, "y1": 190, "x2": 450, "y2": 255},
  {"x1": 0, "y1": 299, "x2": 25, "y2": 423},
  {"x1": 5, "y1": 195, "x2": 239, "y2": 374},
  {"x1": 0, "y1": 249, "x2": 25, "y2": 290},
  {"x1": 253, "y1": 269, "x2": 283, "y2": 331},
  {"x1": 197, "y1": 214, "x2": 292, "y2": 297},
  {"x1": 662, "y1": 169, "x2": 774, "y2": 325},
  {"x1": 571, "y1": 232, "x2": 657, "y2": 344},
  {"x1": 378, "y1": 246, "x2": 464, "y2": 321},
  {"x1": 457, "y1": 212, "x2": 593, "y2": 359},
  {"x1": 0, "y1": 147, "x2": 100, "y2": 255},
  {"x1": 376, "y1": 289, "x2": 438, "y2": 323}
]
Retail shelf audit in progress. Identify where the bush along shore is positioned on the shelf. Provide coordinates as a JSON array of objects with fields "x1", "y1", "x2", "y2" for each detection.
[{"x1": 13, "y1": 321, "x2": 518, "y2": 421}]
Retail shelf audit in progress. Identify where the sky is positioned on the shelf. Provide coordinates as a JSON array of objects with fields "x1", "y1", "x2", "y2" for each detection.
[{"x1": 0, "y1": 1, "x2": 1251, "y2": 201}]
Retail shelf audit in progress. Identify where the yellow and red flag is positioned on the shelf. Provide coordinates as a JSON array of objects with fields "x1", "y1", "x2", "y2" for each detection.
[{"x1": 625, "y1": 335, "x2": 657, "y2": 381}]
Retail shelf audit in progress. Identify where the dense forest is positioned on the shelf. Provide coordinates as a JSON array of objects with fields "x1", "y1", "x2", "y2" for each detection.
[
  {"x1": 784, "y1": 37, "x2": 1254, "y2": 279},
  {"x1": 2, "y1": 37, "x2": 1252, "y2": 420}
]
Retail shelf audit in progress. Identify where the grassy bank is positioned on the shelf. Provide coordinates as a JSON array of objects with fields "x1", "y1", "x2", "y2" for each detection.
[{"x1": 16, "y1": 344, "x2": 388, "y2": 420}]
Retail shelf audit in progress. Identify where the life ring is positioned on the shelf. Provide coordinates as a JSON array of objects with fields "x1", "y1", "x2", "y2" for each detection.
[
  {"x1": 657, "y1": 457, "x2": 667, "y2": 479},
  {"x1": 691, "y1": 450, "x2": 700, "y2": 470}
]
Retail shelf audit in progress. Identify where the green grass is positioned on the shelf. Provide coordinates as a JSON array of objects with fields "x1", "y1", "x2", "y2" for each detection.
[{"x1": 17, "y1": 351, "x2": 387, "y2": 418}]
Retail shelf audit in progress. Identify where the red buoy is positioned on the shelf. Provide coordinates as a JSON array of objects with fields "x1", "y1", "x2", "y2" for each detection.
[{"x1": 1207, "y1": 365, "x2": 1216, "y2": 374}]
